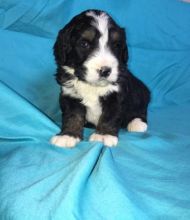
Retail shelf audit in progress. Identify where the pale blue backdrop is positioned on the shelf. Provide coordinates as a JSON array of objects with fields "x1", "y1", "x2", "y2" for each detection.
[{"x1": 0, "y1": 0, "x2": 190, "y2": 219}]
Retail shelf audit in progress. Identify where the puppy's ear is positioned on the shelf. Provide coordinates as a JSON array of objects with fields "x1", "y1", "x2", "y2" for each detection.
[
  {"x1": 53, "y1": 23, "x2": 73, "y2": 66},
  {"x1": 121, "y1": 28, "x2": 128, "y2": 65}
]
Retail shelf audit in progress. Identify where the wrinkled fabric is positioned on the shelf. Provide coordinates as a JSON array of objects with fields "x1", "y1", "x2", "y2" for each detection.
[{"x1": 0, "y1": 0, "x2": 190, "y2": 219}]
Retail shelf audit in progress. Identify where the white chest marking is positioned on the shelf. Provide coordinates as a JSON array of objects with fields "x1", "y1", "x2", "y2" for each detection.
[{"x1": 62, "y1": 78, "x2": 119, "y2": 125}]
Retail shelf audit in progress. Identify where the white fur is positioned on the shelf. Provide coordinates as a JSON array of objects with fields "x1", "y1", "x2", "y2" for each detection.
[
  {"x1": 85, "y1": 11, "x2": 119, "y2": 84},
  {"x1": 127, "y1": 118, "x2": 147, "y2": 132},
  {"x1": 51, "y1": 135, "x2": 80, "y2": 148},
  {"x1": 62, "y1": 66, "x2": 119, "y2": 125},
  {"x1": 62, "y1": 66, "x2": 75, "y2": 75},
  {"x1": 103, "y1": 135, "x2": 118, "y2": 147},
  {"x1": 89, "y1": 133, "x2": 118, "y2": 147}
]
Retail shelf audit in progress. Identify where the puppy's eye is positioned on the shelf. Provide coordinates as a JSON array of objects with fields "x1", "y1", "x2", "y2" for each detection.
[
  {"x1": 113, "y1": 42, "x2": 121, "y2": 49},
  {"x1": 80, "y1": 40, "x2": 90, "y2": 49}
]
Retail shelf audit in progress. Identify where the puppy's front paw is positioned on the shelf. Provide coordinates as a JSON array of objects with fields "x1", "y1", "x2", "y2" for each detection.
[
  {"x1": 127, "y1": 118, "x2": 147, "y2": 132},
  {"x1": 89, "y1": 133, "x2": 118, "y2": 147},
  {"x1": 50, "y1": 135, "x2": 80, "y2": 148},
  {"x1": 103, "y1": 135, "x2": 118, "y2": 147}
]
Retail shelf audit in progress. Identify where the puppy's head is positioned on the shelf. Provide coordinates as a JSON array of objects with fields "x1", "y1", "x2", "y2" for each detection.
[{"x1": 54, "y1": 10, "x2": 128, "y2": 86}]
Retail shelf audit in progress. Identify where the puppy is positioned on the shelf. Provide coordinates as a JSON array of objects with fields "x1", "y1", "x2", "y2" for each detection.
[{"x1": 51, "y1": 10, "x2": 150, "y2": 148}]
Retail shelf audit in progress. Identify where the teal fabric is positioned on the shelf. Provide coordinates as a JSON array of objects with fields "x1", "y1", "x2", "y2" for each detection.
[{"x1": 0, "y1": 0, "x2": 190, "y2": 219}]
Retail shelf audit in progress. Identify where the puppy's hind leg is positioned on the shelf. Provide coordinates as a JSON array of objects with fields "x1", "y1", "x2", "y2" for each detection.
[{"x1": 127, "y1": 118, "x2": 148, "y2": 132}]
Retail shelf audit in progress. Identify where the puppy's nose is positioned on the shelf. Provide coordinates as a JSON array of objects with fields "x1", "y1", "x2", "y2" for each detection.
[{"x1": 99, "y1": 66, "x2": 111, "y2": 77}]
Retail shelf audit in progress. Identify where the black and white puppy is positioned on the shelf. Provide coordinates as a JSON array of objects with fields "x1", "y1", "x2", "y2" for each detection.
[{"x1": 51, "y1": 10, "x2": 150, "y2": 148}]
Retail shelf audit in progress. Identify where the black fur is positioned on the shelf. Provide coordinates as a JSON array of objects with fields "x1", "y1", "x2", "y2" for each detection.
[{"x1": 53, "y1": 10, "x2": 150, "y2": 144}]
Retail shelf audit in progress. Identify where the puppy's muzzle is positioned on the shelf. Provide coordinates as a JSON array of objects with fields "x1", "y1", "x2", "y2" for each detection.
[{"x1": 98, "y1": 66, "x2": 112, "y2": 78}]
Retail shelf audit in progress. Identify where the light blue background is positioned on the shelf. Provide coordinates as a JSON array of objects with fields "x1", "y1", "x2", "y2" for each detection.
[{"x1": 0, "y1": 0, "x2": 190, "y2": 219}]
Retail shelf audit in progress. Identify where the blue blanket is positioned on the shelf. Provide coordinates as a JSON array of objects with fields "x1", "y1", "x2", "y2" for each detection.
[{"x1": 0, "y1": 0, "x2": 190, "y2": 219}]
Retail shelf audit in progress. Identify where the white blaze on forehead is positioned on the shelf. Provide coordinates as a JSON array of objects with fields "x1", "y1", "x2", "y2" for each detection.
[
  {"x1": 85, "y1": 11, "x2": 119, "y2": 84},
  {"x1": 86, "y1": 11, "x2": 109, "y2": 49}
]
